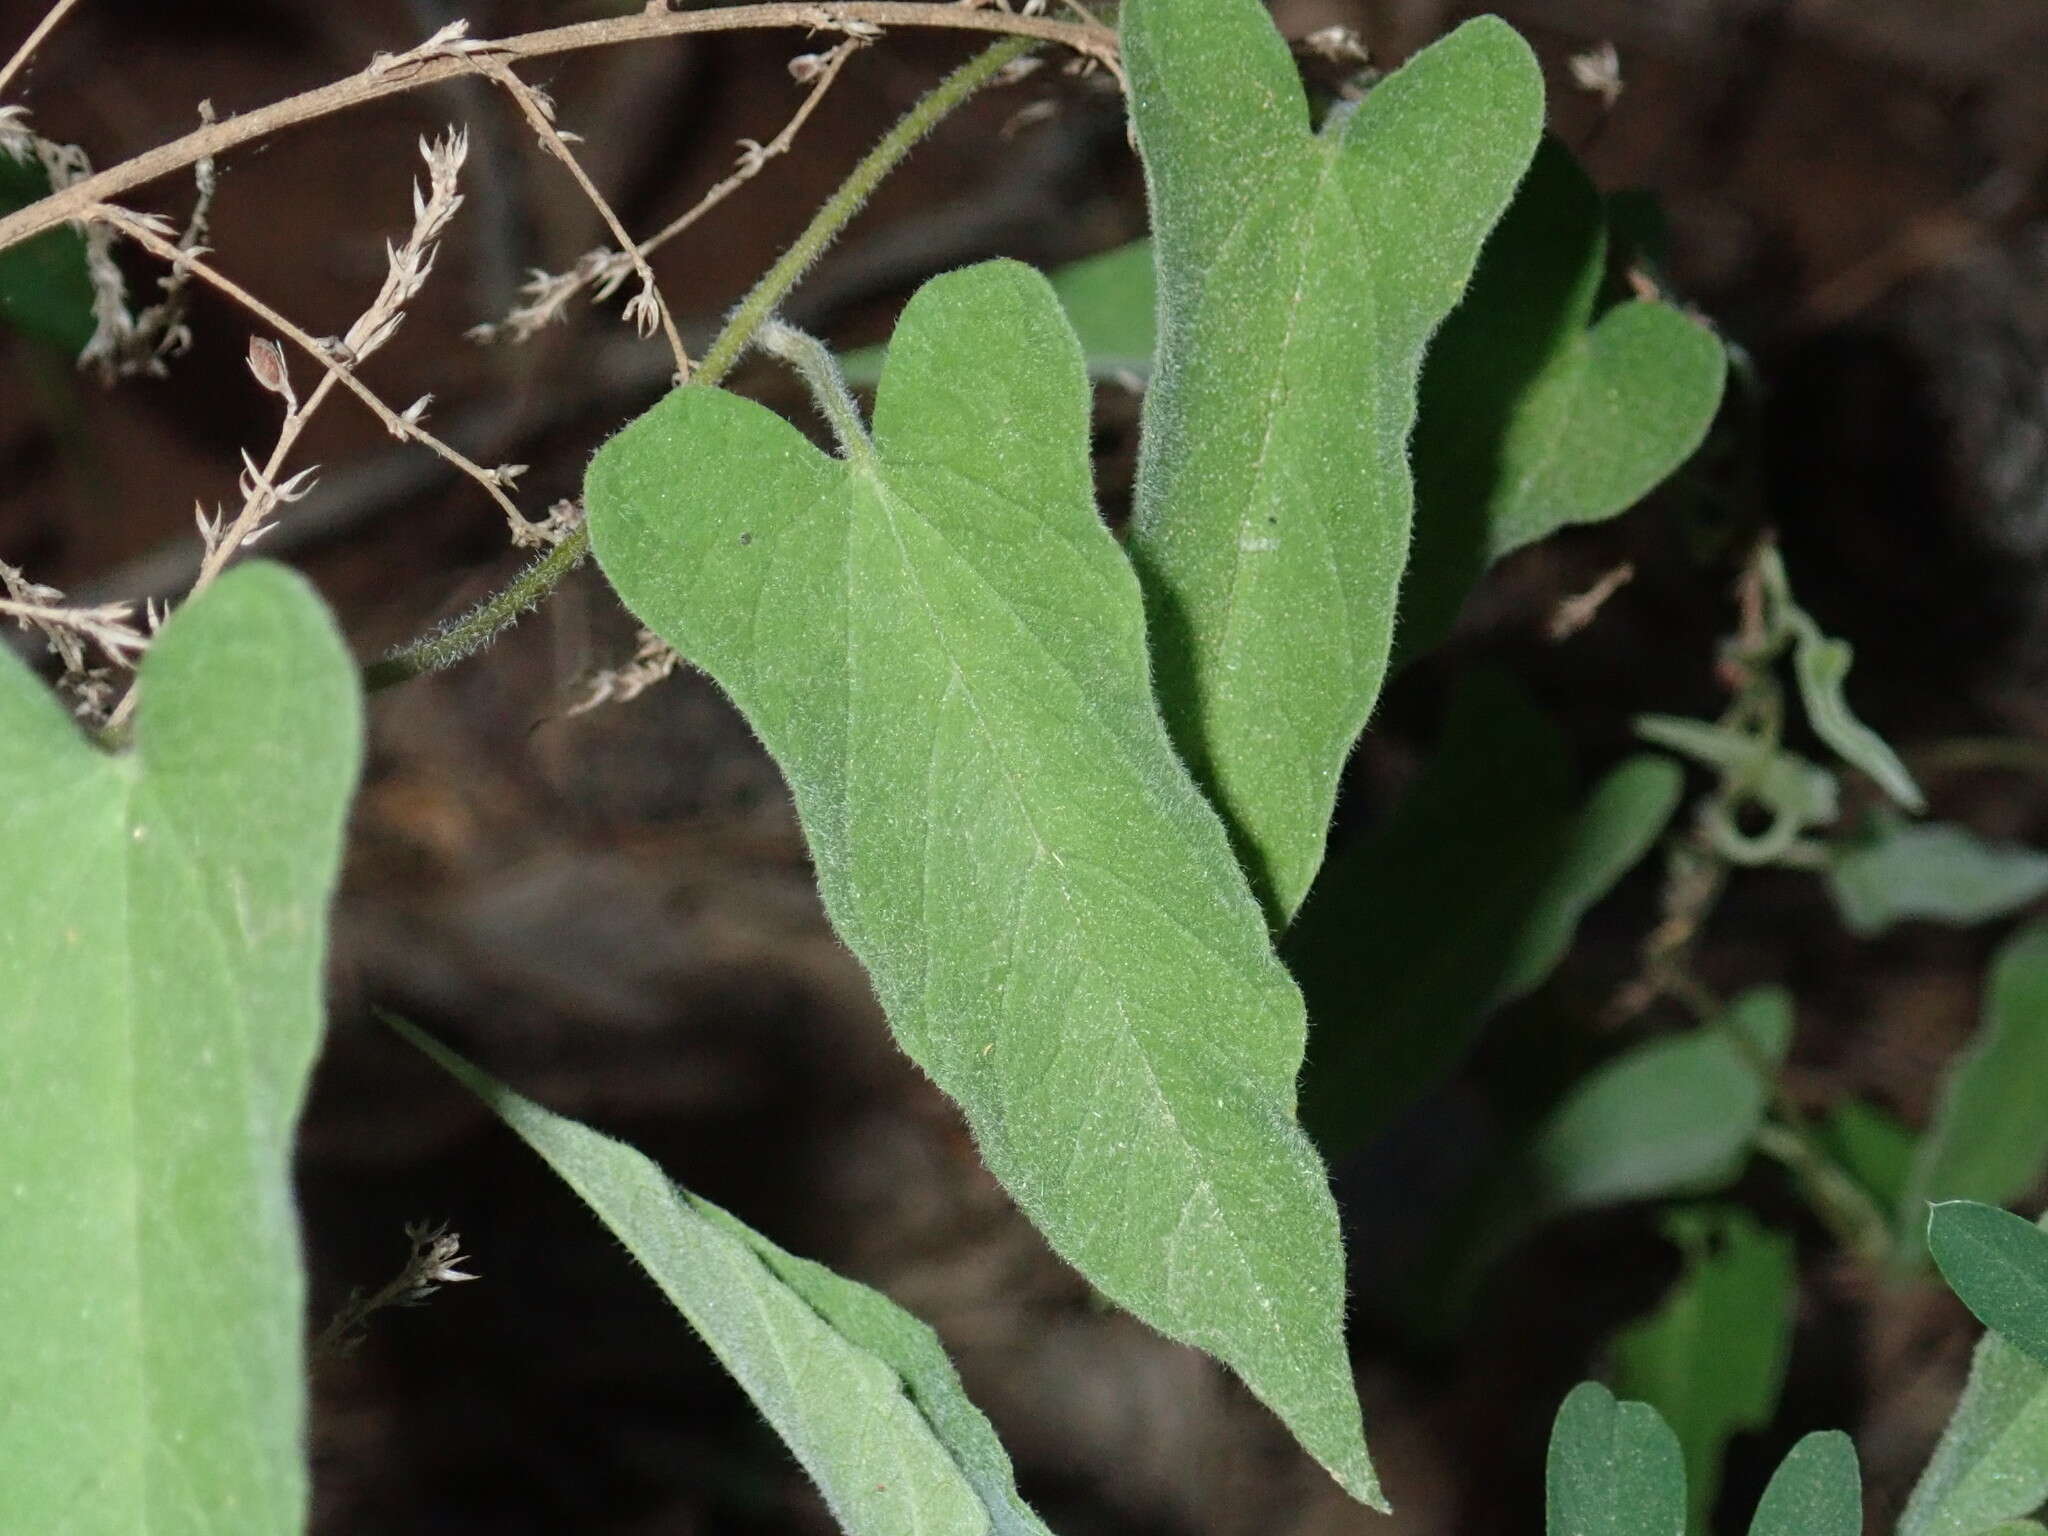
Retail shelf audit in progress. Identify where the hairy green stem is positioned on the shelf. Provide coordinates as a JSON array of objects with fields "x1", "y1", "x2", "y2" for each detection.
[
  {"x1": 363, "y1": 527, "x2": 589, "y2": 691},
  {"x1": 365, "y1": 34, "x2": 1032, "y2": 695},
  {"x1": 696, "y1": 34, "x2": 1031, "y2": 387},
  {"x1": 758, "y1": 321, "x2": 874, "y2": 463}
]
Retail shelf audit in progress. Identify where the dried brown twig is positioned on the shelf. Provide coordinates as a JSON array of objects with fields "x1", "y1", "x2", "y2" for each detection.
[
  {"x1": 94, "y1": 188, "x2": 543, "y2": 563},
  {"x1": 472, "y1": 38, "x2": 864, "y2": 348},
  {"x1": 479, "y1": 60, "x2": 691, "y2": 378},
  {"x1": 0, "y1": 559, "x2": 150, "y2": 721},
  {"x1": 0, "y1": 4, "x2": 1115, "y2": 257},
  {"x1": 0, "y1": 0, "x2": 84, "y2": 102}
]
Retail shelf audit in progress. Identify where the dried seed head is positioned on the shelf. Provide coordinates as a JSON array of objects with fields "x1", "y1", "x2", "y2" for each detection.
[{"x1": 246, "y1": 336, "x2": 292, "y2": 402}]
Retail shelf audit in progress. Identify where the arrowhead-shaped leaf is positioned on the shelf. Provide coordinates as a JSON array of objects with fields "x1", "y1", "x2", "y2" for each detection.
[
  {"x1": 1123, "y1": 0, "x2": 1545, "y2": 922},
  {"x1": 1400, "y1": 137, "x2": 1727, "y2": 657},
  {"x1": 585, "y1": 260, "x2": 1376, "y2": 1504},
  {"x1": 0, "y1": 565, "x2": 360, "y2": 1534},
  {"x1": 392, "y1": 1019, "x2": 1054, "y2": 1536}
]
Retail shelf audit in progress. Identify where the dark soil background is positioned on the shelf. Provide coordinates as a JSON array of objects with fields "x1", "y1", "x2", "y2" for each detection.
[{"x1": 5, "y1": 0, "x2": 2047, "y2": 1531}]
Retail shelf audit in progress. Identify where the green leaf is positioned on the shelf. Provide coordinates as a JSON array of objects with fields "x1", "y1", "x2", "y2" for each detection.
[
  {"x1": 1612, "y1": 1208, "x2": 1797, "y2": 1535},
  {"x1": 1531, "y1": 989, "x2": 1793, "y2": 1212},
  {"x1": 1758, "y1": 548, "x2": 1924, "y2": 812},
  {"x1": 840, "y1": 240, "x2": 1157, "y2": 389},
  {"x1": 1901, "y1": 1212, "x2": 2048, "y2": 1536},
  {"x1": 1930, "y1": 1202, "x2": 2048, "y2": 1372},
  {"x1": 390, "y1": 1019, "x2": 1051, "y2": 1536},
  {"x1": 584, "y1": 259, "x2": 1376, "y2": 1504},
  {"x1": 1400, "y1": 137, "x2": 1727, "y2": 657},
  {"x1": 1290, "y1": 671, "x2": 1680, "y2": 1153},
  {"x1": 1122, "y1": 0, "x2": 1544, "y2": 922},
  {"x1": 1819, "y1": 1099, "x2": 1917, "y2": 1214},
  {"x1": 1747, "y1": 1432, "x2": 1861, "y2": 1536},
  {"x1": 0, "y1": 565, "x2": 360, "y2": 1534},
  {"x1": 0, "y1": 150, "x2": 97, "y2": 355},
  {"x1": 1828, "y1": 817, "x2": 2048, "y2": 937},
  {"x1": 1899, "y1": 925, "x2": 2048, "y2": 1262},
  {"x1": 1969, "y1": 1524, "x2": 2048, "y2": 1534},
  {"x1": 1547, "y1": 1381, "x2": 1687, "y2": 1536}
]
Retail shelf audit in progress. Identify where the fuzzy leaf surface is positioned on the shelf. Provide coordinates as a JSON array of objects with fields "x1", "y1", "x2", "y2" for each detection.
[
  {"x1": 1931, "y1": 1202, "x2": 2048, "y2": 1372},
  {"x1": 0, "y1": 565, "x2": 359, "y2": 1535},
  {"x1": 1123, "y1": 0, "x2": 1544, "y2": 921},
  {"x1": 1400, "y1": 137, "x2": 1727, "y2": 657},
  {"x1": 394, "y1": 1020, "x2": 1052, "y2": 1536},
  {"x1": 1547, "y1": 1381, "x2": 1687, "y2": 1536},
  {"x1": 1899, "y1": 925, "x2": 2048, "y2": 1264},
  {"x1": 1902, "y1": 1212, "x2": 2048, "y2": 1536},
  {"x1": 1747, "y1": 1432, "x2": 1860, "y2": 1536},
  {"x1": 585, "y1": 259, "x2": 1375, "y2": 1504}
]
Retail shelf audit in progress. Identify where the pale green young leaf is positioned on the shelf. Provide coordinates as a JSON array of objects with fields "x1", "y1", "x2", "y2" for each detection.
[
  {"x1": 1930, "y1": 1202, "x2": 2048, "y2": 1372},
  {"x1": 1827, "y1": 818, "x2": 2048, "y2": 937},
  {"x1": 0, "y1": 565, "x2": 360, "y2": 1535},
  {"x1": 1900, "y1": 1212, "x2": 2048, "y2": 1536},
  {"x1": 1532, "y1": 989, "x2": 1793, "y2": 1213},
  {"x1": 1899, "y1": 926, "x2": 2048, "y2": 1263},
  {"x1": 1747, "y1": 1432, "x2": 1861, "y2": 1536},
  {"x1": 1123, "y1": 0, "x2": 1545, "y2": 922},
  {"x1": 1289, "y1": 671, "x2": 1679, "y2": 1153},
  {"x1": 1400, "y1": 137, "x2": 1728, "y2": 657},
  {"x1": 585, "y1": 260, "x2": 1376, "y2": 1505},
  {"x1": 391, "y1": 1019, "x2": 1052, "y2": 1536},
  {"x1": 1613, "y1": 1208, "x2": 1797, "y2": 1535},
  {"x1": 1547, "y1": 1381, "x2": 1687, "y2": 1536},
  {"x1": 1758, "y1": 548, "x2": 1924, "y2": 812}
]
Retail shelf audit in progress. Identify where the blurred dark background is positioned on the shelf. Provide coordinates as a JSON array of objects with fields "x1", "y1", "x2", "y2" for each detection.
[{"x1": 4, "y1": 0, "x2": 2047, "y2": 1530}]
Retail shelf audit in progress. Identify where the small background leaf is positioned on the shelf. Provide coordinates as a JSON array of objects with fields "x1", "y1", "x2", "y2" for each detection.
[
  {"x1": 1547, "y1": 1381, "x2": 1688, "y2": 1536},
  {"x1": 586, "y1": 260, "x2": 1375, "y2": 1502},
  {"x1": 1124, "y1": 0, "x2": 1544, "y2": 921},
  {"x1": 1897, "y1": 924, "x2": 2048, "y2": 1265},
  {"x1": 1929, "y1": 1202, "x2": 2048, "y2": 1371},
  {"x1": 0, "y1": 565, "x2": 360, "y2": 1534},
  {"x1": 1531, "y1": 989, "x2": 1792, "y2": 1213},
  {"x1": 393, "y1": 1019, "x2": 1053, "y2": 1536},
  {"x1": 1901, "y1": 1212, "x2": 2048, "y2": 1536},
  {"x1": 1826, "y1": 818, "x2": 2048, "y2": 937},
  {"x1": 1612, "y1": 1207, "x2": 1797, "y2": 1535},
  {"x1": 1290, "y1": 671, "x2": 1680, "y2": 1153},
  {"x1": 1745, "y1": 1431, "x2": 1860, "y2": 1536}
]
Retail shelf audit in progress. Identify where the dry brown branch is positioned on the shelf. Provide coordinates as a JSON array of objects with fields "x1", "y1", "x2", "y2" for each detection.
[
  {"x1": 480, "y1": 59, "x2": 691, "y2": 378},
  {"x1": 475, "y1": 37, "x2": 863, "y2": 347},
  {"x1": 92, "y1": 201, "x2": 543, "y2": 555},
  {"x1": 0, "y1": 0, "x2": 84, "y2": 102},
  {"x1": 0, "y1": 4, "x2": 1114, "y2": 256}
]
